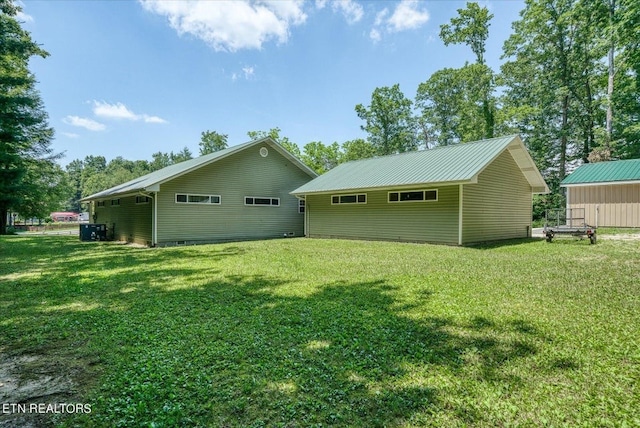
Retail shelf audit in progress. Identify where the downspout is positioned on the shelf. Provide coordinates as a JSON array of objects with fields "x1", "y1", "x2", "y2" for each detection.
[
  {"x1": 153, "y1": 191, "x2": 158, "y2": 246},
  {"x1": 458, "y1": 184, "x2": 463, "y2": 246},
  {"x1": 304, "y1": 197, "x2": 308, "y2": 237}
]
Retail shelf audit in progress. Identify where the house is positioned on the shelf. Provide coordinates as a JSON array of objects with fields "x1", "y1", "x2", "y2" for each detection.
[
  {"x1": 561, "y1": 158, "x2": 640, "y2": 228},
  {"x1": 291, "y1": 135, "x2": 548, "y2": 245},
  {"x1": 81, "y1": 137, "x2": 317, "y2": 246}
]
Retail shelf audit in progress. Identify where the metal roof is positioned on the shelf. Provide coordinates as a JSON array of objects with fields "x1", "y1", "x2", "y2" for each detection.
[
  {"x1": 561, "y1": 158, "x2": 640, "y2": 186},
  {"x1": 81, "y1": 137, "x2": 317, "y2": 201},
  {"x1": 292, "y1": 135, "x2": 548, "y2": 195}
]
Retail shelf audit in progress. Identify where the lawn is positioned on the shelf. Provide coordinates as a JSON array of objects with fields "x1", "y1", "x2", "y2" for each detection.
[{"x1": 0, "y1": 236, "x2": 638, "y2": 427}]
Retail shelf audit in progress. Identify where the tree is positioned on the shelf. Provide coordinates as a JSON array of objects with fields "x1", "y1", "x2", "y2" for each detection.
[
  {"x1": 169, "y1": 147, "x2": 193, "y2": 164},
  {"x1": 355, "y1": 84, "x2": 417, "y2": 155},
  {"x1": 247, "y1": 127, "x2": 301, "y2": 157},
  {"x1": 438, "y1": 2, "x2": 496, "y2": 140},
  {"x1": 199, "y1": 130, "x2": 228, "y2": 155},
  {"x1": 439, "y1": 2, "x2": 493, "y2": 66},
  {"x1": 301, "y1": 141, "x2": 342, "y2": 174},
  {"x1": 0, "y1": 0, "x2": 61, "y2": 233},
  {"x1": 341, "y1": 138, "x2": 377, "y2": 162}
]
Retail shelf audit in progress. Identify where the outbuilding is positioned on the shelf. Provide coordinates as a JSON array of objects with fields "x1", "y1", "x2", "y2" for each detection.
[
  {"x1": 81, "y1": 137, "x2": 316, "y2": 246},
  {"x1": 561, "y1": 158, "x2": 640, "y2": 228},
  {"x1": 291, "y1": 135, "x2": 548, "y2": 245}
]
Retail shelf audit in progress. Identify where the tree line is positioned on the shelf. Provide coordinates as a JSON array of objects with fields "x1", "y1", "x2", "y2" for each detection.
[{"x1": 1, "y1": 0, "x2": 639, "y2": 233}]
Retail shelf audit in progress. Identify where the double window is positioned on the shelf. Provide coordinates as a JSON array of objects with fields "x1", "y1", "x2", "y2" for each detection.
[
  {"x1": 388, "y1": 189, "x2": 438, "y2": 203},
  {"x1": 135, "y1": 196, "x2": 150, "y2": 204},
  {"x1": 298, "y1": 199, "x2": 305, "y2": 214},
  {"x1": 331, "y1": 194, "x2": 367, "y2": 205},
  {"x1": 96, "y1": 201, "x2": 105, "y2": 207},
  {"x1": 245, "y1": 196, "x2": 280, "y2": 207},
  {"x1": 175, "y1": 194, "x2": 221, "y2": 204},
  {"x1": 111, "y1": 199, "x2": 120, "y2": 206}
]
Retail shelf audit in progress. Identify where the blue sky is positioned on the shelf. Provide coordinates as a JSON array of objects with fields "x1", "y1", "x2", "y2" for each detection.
[{"x1": 21, "y1": 0, "x2": 524, "y2": 167}]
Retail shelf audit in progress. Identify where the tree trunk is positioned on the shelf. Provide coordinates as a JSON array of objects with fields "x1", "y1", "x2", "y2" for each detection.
[
  {"x1": 0, "y1": 208, "x2": 7, "y2": 235},
  {"x1": 606, "y1": 0, "x2": 615, "y2": 145}
]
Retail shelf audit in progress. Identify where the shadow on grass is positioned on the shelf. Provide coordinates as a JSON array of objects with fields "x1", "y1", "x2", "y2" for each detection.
[{"x1": 1, "y1": 236, "x2": 545, "y2": 427}]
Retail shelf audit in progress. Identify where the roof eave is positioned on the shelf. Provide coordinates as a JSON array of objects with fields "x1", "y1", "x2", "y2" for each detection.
[
  {"x1": 561, "y1": 179, "x2": 640, "y2": 187},
  {"x1": 291, "y1": 178, "x2": 477, "y2": 196}
]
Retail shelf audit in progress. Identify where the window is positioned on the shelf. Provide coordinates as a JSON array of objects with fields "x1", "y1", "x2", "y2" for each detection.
[
  {"x1": 96, "y1": 201, "x2": 105, "y2": 207},
  {"x1": 175, "y1": 193, "x2": 221, "y2": 204},
  {"x1": 245, "y1": 196, "x2": 280, "y2": 207},
  {"x1": 331, "y1": 194, "x2": 367, "y2": 205},
  {"x1": 135, "y1": 196, "x2": 150, "y2": 204},
  {"x1": 111, "y1": 199, "x2": 120, "y2": 206},
  {"x1": 298, "y1": 199, "x2": 305, "y2": 214},
  {"x1": 388, "y1": 189, "x2": 438, "y2": 203}
]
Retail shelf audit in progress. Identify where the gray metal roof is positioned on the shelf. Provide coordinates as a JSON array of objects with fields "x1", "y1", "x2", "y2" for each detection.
[
  {"x1": 291, "y1": 135, "x2": 548, "y2": 195},
  {"x1": 81, "y1": 137, "x2": 317, "y2": 201}
]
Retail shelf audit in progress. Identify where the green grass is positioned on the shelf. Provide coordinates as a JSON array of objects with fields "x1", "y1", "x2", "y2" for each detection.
[{"x1": 1, "y1": 236, "x2": 639, "y2": 427}]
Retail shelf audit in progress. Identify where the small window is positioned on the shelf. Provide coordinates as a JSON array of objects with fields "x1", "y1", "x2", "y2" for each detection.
[
  {"x1": 111, "y1": 199, "x2": 120, "y2": 206},
  {"x1": 96, "y1": 201, "x2": 105, "y2": 207},
  {"x1": 298, "y1": 199, "x2": 305, "y2": 214},
  {"x1": 331, "y1": 194, "x2": 367, "y2": 205},
  {"x1": 245, "y1": 196, "x2": 280, "y2": 207},
  {"x1": 135, "y1": 196, "x2": 150, "y2": 204},
  {"x1": 388, "y1": 189, "x2": 438, "y2": 203},
  {"x1": 175, "y1": 193, "x2": 221, "y2": 205}
]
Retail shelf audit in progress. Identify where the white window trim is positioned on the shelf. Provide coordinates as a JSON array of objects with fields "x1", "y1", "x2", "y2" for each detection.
[
  {"x1": 175, "y1": 193, "x2": 221, "y2": 205},
  {"x1": 110, "y1": 199, "x2": 121, "y2": 207},
  {"x1": 96, "y1": 201, "x2": 105, "y2": 208},
  {"x1": 298, "y1": 199, "x2": 305, "y2": 214},
  {"x1": 331, "y1": 194, "x2": 367, "y2": 205},
  {"x1": 135, "y1": 196, "x2": 150, "y2": 204},
  {"x1": 244, "y1": 196, "x2": 280, "y2": 207},
  {"x1": 388, "y1": 189, "x2": 438, "y2": 203}
]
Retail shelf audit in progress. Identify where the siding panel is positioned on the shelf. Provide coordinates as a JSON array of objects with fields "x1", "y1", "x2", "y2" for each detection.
[
  {"x1": 92, "y1": 196, "x2": 152, "y2": 245},
  {"x1": 307, "y1": 186, "x2": 459, "y2": 244},
  {"x1": 156, "y1": 144, "x2": 310, "y2": 243},
  {"x1": 462, "y1": 150, "x2": 532, "y2": 243},
  {"x1": 567, "y1": 183, "x2": 640, "y2": 227}
]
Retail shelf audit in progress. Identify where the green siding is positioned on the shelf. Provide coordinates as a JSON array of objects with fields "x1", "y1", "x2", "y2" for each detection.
[
  {"x1": 307, "y1": 186, "x2": 460, "y2": 244},
  {"x1": 462, "y1": 150, "x2": 532, "y2": 243},
  {"x1": 92, "y1": 196, "x2": 152, "y2": 245},
  {"x1": 156, "y1": 144, "x2": 310, "y2": 244}
]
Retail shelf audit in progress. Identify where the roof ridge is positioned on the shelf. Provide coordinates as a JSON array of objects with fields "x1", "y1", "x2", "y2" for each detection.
[{"x1": 338, "y1": 134, "x2": 519, "y2": 167}]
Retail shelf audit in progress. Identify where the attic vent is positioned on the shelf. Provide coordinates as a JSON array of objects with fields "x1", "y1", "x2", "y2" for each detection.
[{"x1": 259, "y1": 147, "x2": 269, "y2": 157}]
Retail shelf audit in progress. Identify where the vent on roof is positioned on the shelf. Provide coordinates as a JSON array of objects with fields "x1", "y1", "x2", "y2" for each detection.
[{"x1": 260, "y1": 147, "x2": 269, "y2": 157}]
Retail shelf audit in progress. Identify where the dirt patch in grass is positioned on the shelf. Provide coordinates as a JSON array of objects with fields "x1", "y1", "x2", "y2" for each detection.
[{"x1": 0, "y1": 351, "x2": 100, "y2": 427}]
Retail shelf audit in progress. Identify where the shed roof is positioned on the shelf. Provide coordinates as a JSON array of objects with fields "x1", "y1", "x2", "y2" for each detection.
[
  {"x1": 81, "y1": 137, "x2": 317, "y2": 201},
  {"x1": 291, "y1": 135, "x2": 548, "y2": 195},
  {"x1": 561, "y1": 158, "x2": 640, "y2": 186}
]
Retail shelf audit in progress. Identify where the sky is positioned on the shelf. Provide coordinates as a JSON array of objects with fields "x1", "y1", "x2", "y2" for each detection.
[{"x1": 20, "y1": 0, "x2": 525, "y2": 167}]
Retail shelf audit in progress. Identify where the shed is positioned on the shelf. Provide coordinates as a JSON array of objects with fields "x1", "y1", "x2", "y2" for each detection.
[
  {"x1": 291, "y1": 135, "x2": 548, "y2": 245},
  {"x1": 81, "y1": 137, "x2": 317, "y2": 246},
  {"x1": 561, "y1": 158, "x2": 640, "y2": 228}
]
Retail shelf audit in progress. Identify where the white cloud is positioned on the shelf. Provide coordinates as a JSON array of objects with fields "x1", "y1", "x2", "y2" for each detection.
[
  {"x1": 332, "y1": 0, "x2": 363, "y2": 24},
  {"x1": 63, "y1": 116, "x2": 106, "y2": 132},
  {"x1": 139, "y1": 0, "x2": 307, "y2": 52},
  {"x1": 387, "y1": 0, "x2": 429, "y2": 32},
  {"x1": 62, "y1": 132, "x2": 80, "y2": 138},
  {"x1": 369, "y1": 28, "x2": 381, "y2": 43},
  {"x1": 232, "y1": 65, "x2": 256, "y2": 81},
  {"x1": 92, "y1": 101, "x2": 138, "y2": 120},
  {"x1": 315, "y1": 0, "x2": 328, "y2": 9},
  {"x1": 369, "y1": 1, "x2": 429, "y2": 42},
  {"x1": 92, "y1": 101, "x2": 166, "y2": 123}
]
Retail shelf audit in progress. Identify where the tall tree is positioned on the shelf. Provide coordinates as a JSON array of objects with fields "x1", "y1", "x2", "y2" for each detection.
[
  {"x1": 355, "y1": 84, "x2": 417, "y2": 155},
  {"x1": 199, "y1": 130, "x2": 228, "y2": 155},
  {"x1": 341, "y1": 138, "x2": 377, "y2": 162},
  {"x1": 0, "y1": 0, "x2": 60, "y2": 233},
  {"x1": 439, "y1": 2, "x2": 496, "y2": 139}
]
